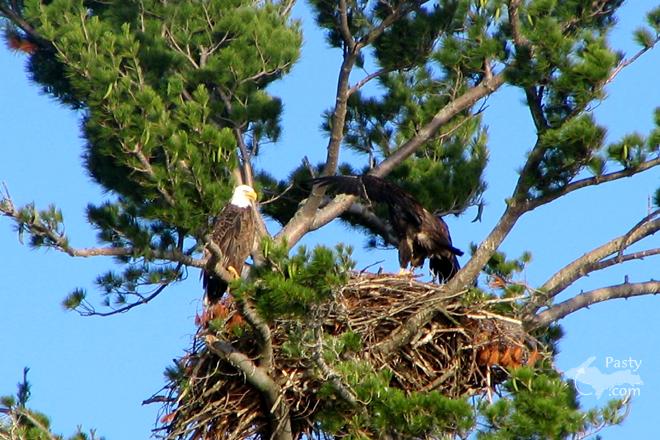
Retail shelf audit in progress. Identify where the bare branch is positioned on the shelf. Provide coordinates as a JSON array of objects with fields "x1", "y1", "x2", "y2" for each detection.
[
  {"x1": 280, "y1": 0, "x2": 295, "y2": 17},
  {"x1": 348, "y1": 67, "x2": 392, "y2": 96},
  {"x1": 276, "y1": 50, "x2": 359, "y2": 244},
  {"x1": 312, "y1": 325, "x2": 358, "y2": 405},
  {"x1": 527, "y1": 281, "x2": 660, "y2": 330},
  {"x1": 618, "y1": 209, "x2": 660, "y2": 258},
  {"x1": 205, "y1": 336, "x2": 293, "y2": 440},
  {"x1": 337, "y1": 0, "x2": 355, "y2": 52},
  {"x1": 130, "y1": 142, "x2": 177, "y2": 207},
  {"x1": 277, "y1": 1, "x2": 439, "y2": 248},
  {"x1": 538, "y1": 218, "x2": 660, "y2": 300},
  {"x1": 78, "y1": 277, "x2": 174, "y2": 317},
  {"x1": 234, "y1": 296, "x2": 274, "y2": 371},
  {"x1": 234, "y1": 127, "x2": 255, "y2": 188},
  {"x1": 373, "y1": 72, "x2": 506, "y2": 177},
  {"x1": 373, "y1": 286, "x2": 468, "y2": 357},
  {"x1": 595, "y1": 249, "x2": 660, "y2": 272},
  {"x1": 344, "y1": 201, "x2": 399, "y2": 246},
  {"x1": 605, "y1": 34, "x2": 660, "y2": 86}
]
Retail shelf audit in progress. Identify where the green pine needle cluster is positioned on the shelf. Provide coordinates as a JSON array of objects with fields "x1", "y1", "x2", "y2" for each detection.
[
  {"x1": 232, "y1": 240, "x2": 355, "y2": 320},
  {"x1": 19, "y1": 0, "x2": 301, "y2": 232},
  {"x1": 1, "y1": 368, "x2": 104, "y2": 440},
  {"x1": 317, "y1": 362, "x2": 474, "y2": 438},
  {"x1": 478, "y1": 366, "x2": 628, "y2": 439}
]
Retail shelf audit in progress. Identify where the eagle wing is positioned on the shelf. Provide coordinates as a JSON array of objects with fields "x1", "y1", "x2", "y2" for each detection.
[{"x1": 311, "y1": 175, "x2": 424, "y2": 227}]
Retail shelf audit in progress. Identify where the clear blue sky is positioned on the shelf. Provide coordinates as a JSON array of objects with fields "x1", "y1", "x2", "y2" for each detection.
[{"x1": 1, "y1": 2, "x2": 658, "y2": 438}]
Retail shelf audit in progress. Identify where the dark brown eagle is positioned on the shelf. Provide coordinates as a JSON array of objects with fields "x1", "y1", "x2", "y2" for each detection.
[
  {"x1": 202, "y1": 185, "x2": 257, "y2": 303},
  {"x1": 312, "y1": 175, "x2": 463, "y2": 281}
]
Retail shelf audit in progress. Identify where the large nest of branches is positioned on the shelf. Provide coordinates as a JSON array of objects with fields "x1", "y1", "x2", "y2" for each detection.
[{"x1": 153, "y1": 273, "x2": 541, "y2": 439}]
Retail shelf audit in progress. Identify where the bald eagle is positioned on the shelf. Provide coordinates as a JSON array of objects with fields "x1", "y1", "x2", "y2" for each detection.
[
  {"x1": 312, "y1": 175, "x2": 463, "y2": 281},
  {"x1": 203, "y1": 185, "x2": 257, "y2": 303}
]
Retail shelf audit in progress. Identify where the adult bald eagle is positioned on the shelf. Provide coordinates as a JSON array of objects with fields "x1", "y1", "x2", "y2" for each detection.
[
  {"x1": 203, "y1": 185, "x2": 257, "y2": 303},
  {"x1": 312, "y1": 175, "x2": 463, "y2": 281}
]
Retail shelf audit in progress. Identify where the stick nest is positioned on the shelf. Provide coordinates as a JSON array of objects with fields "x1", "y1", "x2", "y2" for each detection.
[{"x1": 153, "y1": 273, "x2": 541, "y2": 439}]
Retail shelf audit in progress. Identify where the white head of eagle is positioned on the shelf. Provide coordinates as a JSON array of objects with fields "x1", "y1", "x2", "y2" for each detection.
[{"x1": 230, "y1": 184, "x2": 258, "y2": 208}]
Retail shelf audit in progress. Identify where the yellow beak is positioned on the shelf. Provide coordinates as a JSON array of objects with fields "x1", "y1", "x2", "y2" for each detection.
[{"x1": 246, "y1": 189, "x2": 258, "y2": 202}]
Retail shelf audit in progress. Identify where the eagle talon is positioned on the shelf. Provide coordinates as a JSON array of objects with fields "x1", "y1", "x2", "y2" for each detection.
[
  {"x1": 227, "y1": 265, "x2": 241, "y2": 280},
  {"x1": 398, "y1": 268, "x2": 414, "y2": 276}
]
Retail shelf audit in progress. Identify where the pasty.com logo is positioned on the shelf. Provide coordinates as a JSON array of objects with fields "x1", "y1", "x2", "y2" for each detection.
[{"x1": 564, "y1": 356, "x2": 643, "y2": 399}]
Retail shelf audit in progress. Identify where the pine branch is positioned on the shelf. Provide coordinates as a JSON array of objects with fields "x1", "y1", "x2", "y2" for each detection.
[
  {"x1": 0, "y1": 188, "x2": 204, "y2": 267},
  {"x1": 71, "y1": 233, "x2": 187, "y2": 317},
  {"x1": 11, "y1": 407, "x2": 59, "y2": 440},
  {"x1": 312, "y1": 327, "x2": 358, "y2": 406},
  {"x1": 356, "y1": 0, "x2": 424, "y2": 49},
  {"x1": 528, "y1": 157, "x2": 660, "y2": 210},
  {"x1": 205, "y1": 336, "x2": 293, "y2": 440},
  {"x1": 527, "y1": 281, "x2": 660, "y2": 330},
  {"x1": 280, "y1": 0, "x2": 295, "y2": 17}
]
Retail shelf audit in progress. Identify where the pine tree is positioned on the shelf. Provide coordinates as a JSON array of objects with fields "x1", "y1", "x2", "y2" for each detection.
[
  {"x1": 1, "y1": 0, "x2": 658, "y2": 439},
  {"x1": 0, "y1": 368, "x2": 103, "y2": 439}
]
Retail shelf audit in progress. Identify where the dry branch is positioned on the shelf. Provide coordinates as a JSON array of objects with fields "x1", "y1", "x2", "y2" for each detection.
[
  {"x1": 527, "y1": 281, "x2": 660, "y2": 330},
  {"x1": 539, "y1": 218, "x2": 660, "y2": 300}
]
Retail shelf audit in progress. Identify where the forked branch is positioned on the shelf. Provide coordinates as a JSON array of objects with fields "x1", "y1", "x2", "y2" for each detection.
[{"x1": 538, "y1": 217, "x2": 660, "y2": 301}]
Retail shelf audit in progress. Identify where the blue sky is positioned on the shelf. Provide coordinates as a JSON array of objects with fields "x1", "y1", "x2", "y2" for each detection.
[{"x1": 1, "y1": 2, "x2": 658, "y2": 438}]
